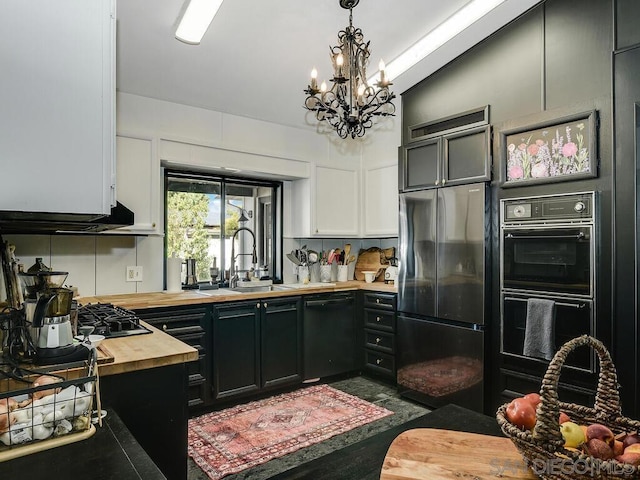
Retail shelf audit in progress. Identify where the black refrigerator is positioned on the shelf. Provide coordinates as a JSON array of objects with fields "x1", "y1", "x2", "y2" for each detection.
[{"x1": 397, "y1": 183, "x2": 488, "y2": 413}]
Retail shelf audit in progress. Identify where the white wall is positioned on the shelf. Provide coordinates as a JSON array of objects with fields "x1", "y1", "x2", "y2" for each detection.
[{"x1": 1, "y1": 93, "x2": 400, "y2": 299}]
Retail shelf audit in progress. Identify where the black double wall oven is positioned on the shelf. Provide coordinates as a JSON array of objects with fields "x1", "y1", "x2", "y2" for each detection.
[{"x1": 500, "y1": 192, "x2": 596, "y2": 375}]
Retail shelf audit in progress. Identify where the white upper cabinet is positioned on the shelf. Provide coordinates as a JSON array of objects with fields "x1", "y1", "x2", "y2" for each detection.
[
  {"x1": 0, "y1": 0, "x2": 115, "y2": 215},
  {"x1": 290, "y1": 165, "x2": 360, "y2": 238},
  {"x1": 363, "y1": 164, "x2": 398, "y2": 236},
  {"x1": 111, "y1": 135, "x2": 161, "y2": 235}
]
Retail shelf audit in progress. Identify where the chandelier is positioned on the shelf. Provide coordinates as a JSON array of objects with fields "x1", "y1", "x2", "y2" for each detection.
[{"x1": 303, "y1": 0, "x2": 396, "y2": 139}]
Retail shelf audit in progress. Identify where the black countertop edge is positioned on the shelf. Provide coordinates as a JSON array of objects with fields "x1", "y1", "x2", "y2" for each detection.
[{"x1": 0, "y1": 408, "x2": 166, "y2": 480}]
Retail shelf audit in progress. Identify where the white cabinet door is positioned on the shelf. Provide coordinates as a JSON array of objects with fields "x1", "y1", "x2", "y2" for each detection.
[
  {"x1": 0, "y1": 0, "x2": 115, "y2": 214},
  {"x1": 314, "y1": 166, "x2": 359, "y2": 236},
  {"x1": 363, "y1": 165, "x2": 398, "y2": 236},
  {"x1": 289, "y1": 165, "x2": 360, "y2": 237},
  {"x1": 111, "y1": 136, "x2": 161, "y2": 234}
]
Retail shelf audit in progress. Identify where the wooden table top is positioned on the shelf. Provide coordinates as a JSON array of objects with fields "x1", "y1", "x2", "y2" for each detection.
[{"x1": 380, "y1": 428, "x2": 537, "y2": 480}]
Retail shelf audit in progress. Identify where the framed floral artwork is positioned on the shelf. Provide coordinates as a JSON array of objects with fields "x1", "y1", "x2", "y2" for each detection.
[{"x1": 499, "y1": 109, "x2": 598, "y2": 187}]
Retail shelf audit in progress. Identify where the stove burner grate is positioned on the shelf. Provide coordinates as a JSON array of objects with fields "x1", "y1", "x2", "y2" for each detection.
[{"x1": 76, "y1": 303, "x2": 151, "y2": 338}]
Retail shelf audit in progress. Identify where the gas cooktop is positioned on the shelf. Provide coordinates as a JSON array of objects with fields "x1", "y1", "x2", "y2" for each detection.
[{"x1": 76, "y1": 303, "x2": 152, "y2": 338}]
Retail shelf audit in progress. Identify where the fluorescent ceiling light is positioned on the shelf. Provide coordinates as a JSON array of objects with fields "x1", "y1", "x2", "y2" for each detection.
[
  {"x1": 368, "y1": 0, "x2": 505, "y2": 83},
  {"x1": 175, "y1": 0, "x2": 224, "y2": 45}
]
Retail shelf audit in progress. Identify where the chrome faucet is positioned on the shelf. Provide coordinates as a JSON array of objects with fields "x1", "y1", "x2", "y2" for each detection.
[{"x1": 229, "y1": 227, "x2": 258, "y2": 288}]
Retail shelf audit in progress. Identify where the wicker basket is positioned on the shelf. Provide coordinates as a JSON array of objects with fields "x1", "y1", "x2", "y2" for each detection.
[{"x1": 496, "y1": 335, "x2": 640, "y2": 480}]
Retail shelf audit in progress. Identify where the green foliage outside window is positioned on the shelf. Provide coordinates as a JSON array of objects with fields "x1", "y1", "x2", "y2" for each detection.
[{"x1": 166, "y1": 191, "x2": 211, "y2": 281}]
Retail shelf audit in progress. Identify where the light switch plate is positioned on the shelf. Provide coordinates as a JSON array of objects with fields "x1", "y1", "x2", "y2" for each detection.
[{"x1": 126, "y1": 266, "x2": 143, "y2": 282}]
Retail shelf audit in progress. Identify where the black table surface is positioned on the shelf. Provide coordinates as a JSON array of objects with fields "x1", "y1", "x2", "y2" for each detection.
[
  {"x1": 0, "y1": 408, "x2": 166, "y2": 479},
  {"x1": 271, "y1": 403, "x2": 503, "y2": 480}
]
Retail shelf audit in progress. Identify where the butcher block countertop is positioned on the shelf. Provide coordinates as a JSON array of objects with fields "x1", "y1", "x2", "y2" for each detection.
[
  {"x1": 95, "y1": 322, "x2": 198, "y2": 377},
  {"x1": 380, "y1": 428, "x2": 536, "y2": 480},
  {"x1": 78, "y1": 280, "x2": 397, "y2": 311},
  {"x1": 80, "y1": 281, "x2": 394, "y2": 377}
]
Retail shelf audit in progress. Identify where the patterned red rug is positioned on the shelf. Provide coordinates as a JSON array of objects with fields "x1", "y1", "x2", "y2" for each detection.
[{"x1": 188, "y1": 384, "x2": 394, "y2": 480}]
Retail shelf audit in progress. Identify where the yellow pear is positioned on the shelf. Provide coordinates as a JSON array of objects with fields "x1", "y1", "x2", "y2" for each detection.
[{"x1": 560, "y1": 421, "x2": 586, "y2": 448}]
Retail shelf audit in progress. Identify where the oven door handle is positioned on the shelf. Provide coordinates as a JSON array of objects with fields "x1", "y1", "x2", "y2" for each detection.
[
  {"x1": 505, "y1": 232, "x2": 586, "y2": 240},
  {"x1": 503, "y1": 296, "x2": 587, "y2": 309}
]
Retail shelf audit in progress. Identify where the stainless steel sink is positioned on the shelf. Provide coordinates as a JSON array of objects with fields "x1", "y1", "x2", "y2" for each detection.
[{"x1": 195, "y1": 289, "x2": 241, "y2": 296}]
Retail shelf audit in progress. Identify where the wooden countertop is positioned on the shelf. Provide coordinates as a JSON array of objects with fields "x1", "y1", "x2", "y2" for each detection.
[
  {"x1": 78, "y1": 280, "x2": 397, "y2": 311},
  {"x1": 380, "y1": 428, "x2": 536, "y2": 479},
  {"x1": 96, "y1": 322, "x2": 198, "y2": 377}
]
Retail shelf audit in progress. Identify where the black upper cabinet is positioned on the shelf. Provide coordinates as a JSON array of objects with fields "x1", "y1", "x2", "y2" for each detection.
[{"x1": 400, "y1": 125, "x2": 491, "y2": 191}]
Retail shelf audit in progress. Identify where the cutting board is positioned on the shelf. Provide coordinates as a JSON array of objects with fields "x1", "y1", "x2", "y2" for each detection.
[
  {"x1": 354, "y1": 247, "x2": 394, "y2": 282},
  {"x1": 380, "y1": 428, "x2": 537, "y2": 480}
]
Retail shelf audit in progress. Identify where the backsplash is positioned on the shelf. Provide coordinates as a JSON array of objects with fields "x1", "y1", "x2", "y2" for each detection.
[
  {"x1": 0, "y1": 234, "x2": 398, "y2": 300},
  {"x1": 282, "y1": 237, "x2": 398, "y2": 284}
]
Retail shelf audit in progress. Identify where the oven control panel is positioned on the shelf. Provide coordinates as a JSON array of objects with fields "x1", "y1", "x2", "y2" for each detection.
[{"x1": 502, "y1": 192, "x2": 594, "y2": 223}]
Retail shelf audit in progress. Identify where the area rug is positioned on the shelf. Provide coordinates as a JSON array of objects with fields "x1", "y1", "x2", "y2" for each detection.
[{"x1": 188, "y1": 384, "x2": 394, "y2": 480}]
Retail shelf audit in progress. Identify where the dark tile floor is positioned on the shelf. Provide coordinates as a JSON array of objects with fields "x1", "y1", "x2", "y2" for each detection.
[{"x1": 187, "y1": 375, "x2": 430, "y2": 480}]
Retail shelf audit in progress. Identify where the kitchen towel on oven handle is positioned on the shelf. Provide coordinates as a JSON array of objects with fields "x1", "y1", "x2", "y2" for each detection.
[{"x1": 523, "y1": 298, "x2": 556, "y2": 360}]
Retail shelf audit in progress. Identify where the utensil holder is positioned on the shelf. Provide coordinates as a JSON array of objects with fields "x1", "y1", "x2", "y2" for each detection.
[
  {"x1": 297, "y1": 266, "x2": 309, "y2": 284},
  {"x1": 337, "y1": 265, "x2": 349, "y2": 282},
  {"x1": 309, "y1": 263, "x2": 320, "y2": 283},
  {"x1": 320, "y1": 265, "x2": 332, "y2": 283}
]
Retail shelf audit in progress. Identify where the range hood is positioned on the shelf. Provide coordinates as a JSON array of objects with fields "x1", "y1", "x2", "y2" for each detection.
[{"x1": 0, "y1": 202, "x2": 135, "y2": 234}]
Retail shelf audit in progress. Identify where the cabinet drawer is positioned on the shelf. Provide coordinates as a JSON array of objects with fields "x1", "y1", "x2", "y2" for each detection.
[
  {"x1": 363, "y1": 292, "x2": 397, "y2": 310},
  {"x1": 364, "y1": 309, "x2": 395, "y2": 332},
  {"x1": 136, "y1": 306, "x2": 206, "y2": 334},
  {"x1": 364, "y1": 350, "x2": 395, "y2": 377},
  {"x1": 364, "y1": 329, "x2": 395, "y2": 354}
]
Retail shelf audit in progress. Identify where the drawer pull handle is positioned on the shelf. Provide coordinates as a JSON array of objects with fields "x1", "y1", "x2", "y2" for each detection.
[
  {"x1": 376, "y1": 337, "x2": 381, "y2": 344},
  {"x1": 376, "y1": 299, "x2": 380, "y2": 304},
  {"x1": 162, "y1": 324, "x2": 168, "y2": 331},
  {"x1": 264, "y1": 302, "x2": 268, "y2": 308},
  {"x1": 376, "y1": 358, "x2": 382, "y2": 365},
  {"x1": 376, "y1": 316, "x2": 381, "y2": 322},
  {"x1": 256, "y1": 303, "x2": 261, "y2": 309}
]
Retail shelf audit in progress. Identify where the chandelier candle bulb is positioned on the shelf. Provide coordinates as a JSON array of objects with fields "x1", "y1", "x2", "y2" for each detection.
[
  {"x1": 311, "y1": 68, "x2": 318, "y2": 90},
  {"x1": 379, "y1": 59, "x2": 386, "y2": 84}
]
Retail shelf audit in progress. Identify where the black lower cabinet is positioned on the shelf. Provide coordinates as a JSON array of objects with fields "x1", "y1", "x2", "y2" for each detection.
[
  {"x1": 101, "y1": 363, "x2": 189, "y2": 480},
  {"x1": 303, "y1": 292, "x2": 357, "y2": 379},
  {"x1": 212, "y1": 297, "x2": 302, "y2": 402},
  {"x1": 135, "y1": 305, "x2": 210, "y2": 409}
]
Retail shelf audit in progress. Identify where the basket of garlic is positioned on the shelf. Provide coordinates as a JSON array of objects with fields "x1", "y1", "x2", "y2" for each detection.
[
  {"x1": 0, "y1": 352, "x2": 98, "y2": 460},
  {"x1": 497, "y1": 335, "x2": 640, "y2": 480}
]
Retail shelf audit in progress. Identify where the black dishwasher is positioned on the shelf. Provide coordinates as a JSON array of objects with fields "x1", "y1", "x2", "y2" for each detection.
[{"x1": 303, "y1": 292, "x2": 357, "y2": 379}]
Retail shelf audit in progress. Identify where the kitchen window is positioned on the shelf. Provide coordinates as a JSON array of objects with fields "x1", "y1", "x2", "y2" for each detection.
[{"x1": 164, "y1": 170, "x2": 283, "y2": 286}]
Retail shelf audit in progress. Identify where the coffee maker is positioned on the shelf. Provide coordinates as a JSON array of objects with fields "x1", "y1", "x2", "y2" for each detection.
[{"x1": 19, "y1": 268, "x2": 89, "y2": 365}]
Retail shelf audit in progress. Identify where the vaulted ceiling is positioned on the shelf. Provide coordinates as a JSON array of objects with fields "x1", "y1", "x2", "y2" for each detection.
[{"x1": 115, "y1": 0, "x2": 541, "y2": 132}]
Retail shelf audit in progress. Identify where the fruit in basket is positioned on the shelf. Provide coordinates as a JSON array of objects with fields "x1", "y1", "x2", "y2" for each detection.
[
  {"x1": 585, "y1": 438, "x2": 614, "y2": 460},
  {"x1": 523, "y1": 392, "x2": 541, "y2": 409},
  {"x1": 505, "y1": 397, "x2": 536, "y2": 430},
  {"x1": 560, "y1": 421, "x2": 586, "y2": 448},
  {"x1": 624, "y1": 444, "x2": 640, "y2": 454},
  {"x1": 623, "y1": 433, "x2": 640, "y2": 449},
  {"x1": 613, "y1": 439, "x2": 625, "y2": 456},
  {"x1": 586, "y1": 423, "x2": 615, "y2": 446},
  {"x1": 0, "y1": 404, "x2": 16, "y2": 433},
  {"x1": 615, "y1": 452, "x2": 640, "y2": 466},
  {"x1": 558, "y1": 412, "x2": 571, "y2": 424}
]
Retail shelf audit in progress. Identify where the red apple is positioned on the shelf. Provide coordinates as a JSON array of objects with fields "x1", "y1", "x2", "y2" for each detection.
[
  {"x1": 506, "y1": 397, "x2": 536, "y2": 430},
  {"x1": 586, "y1": 423, "x2": 615, "y2": 446},
  {"x1": 558, "y1": 412, "x2": 571, "y2": 424},
  {"x1": 523, "y1": 393, "x2": 541, "y2": 409}
]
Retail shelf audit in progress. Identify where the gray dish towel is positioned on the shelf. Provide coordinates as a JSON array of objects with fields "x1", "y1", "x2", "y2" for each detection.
[{"x1": 523, "y1": 298, "x2": 556, "y2": 361}]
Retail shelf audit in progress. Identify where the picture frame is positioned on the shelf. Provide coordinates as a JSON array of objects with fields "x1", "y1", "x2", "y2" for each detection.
[{"x1": 499, "y1": 109, "x2": 598, "y2": 187}]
